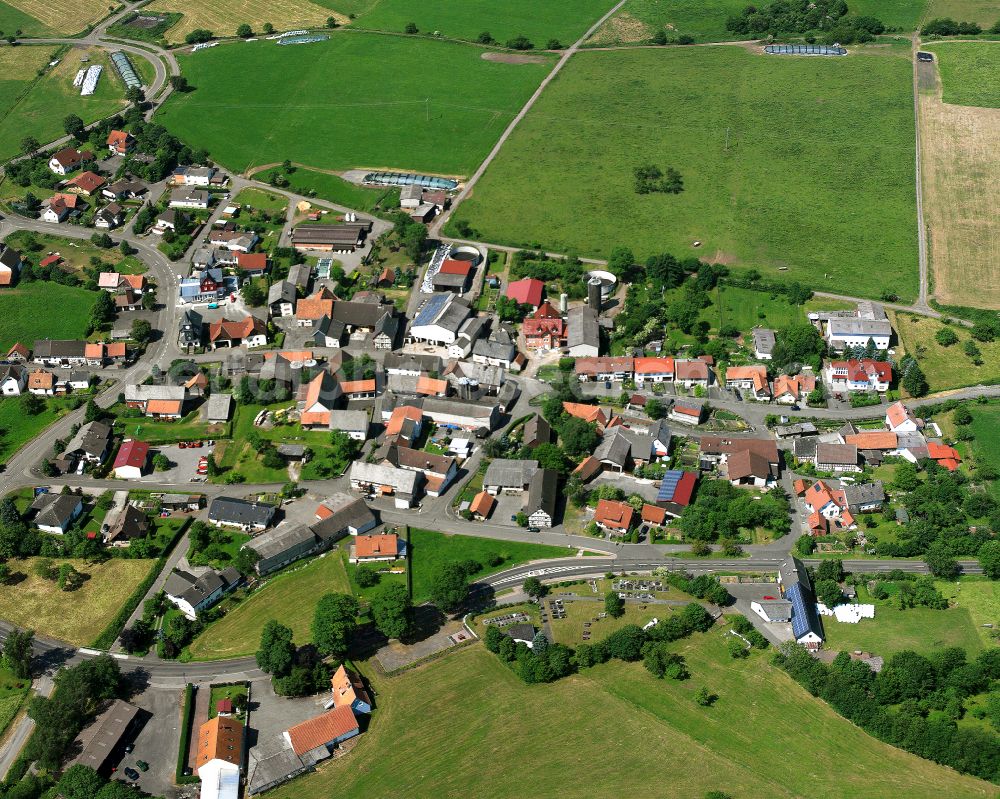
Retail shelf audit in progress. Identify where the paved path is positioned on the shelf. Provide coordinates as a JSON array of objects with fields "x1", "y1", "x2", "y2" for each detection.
[
  {"x1": 429, "y1": 0, "x2": 632, "y2": 238},
  {"x1": 910, "y1": 34, "x2": 931, "y2": 312}
]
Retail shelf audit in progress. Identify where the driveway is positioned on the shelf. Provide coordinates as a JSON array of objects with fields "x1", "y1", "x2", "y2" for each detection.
[{"x1": 115, "y1": 684, "x2": 193, "y2": 799}]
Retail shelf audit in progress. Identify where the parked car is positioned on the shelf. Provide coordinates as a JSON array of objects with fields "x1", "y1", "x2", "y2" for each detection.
[
  {"x1": 123, "y1": 768, "x2": 139, "y2": 781},
  {"x1": 136, "y1": 761, "x2": 149, "y2": 772},
  {"x1": 178, "y1": 442, "x2": 187, "y2": 449},
  {"x1": 207, "y1": 302, "x2": 219, "y2": 309}
]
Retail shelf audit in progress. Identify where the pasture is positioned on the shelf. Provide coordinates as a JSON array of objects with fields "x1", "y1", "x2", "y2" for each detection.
[
  {"x1": 821, "y1": 604, "x2": 985, "y2": 657},
  {"x1": 0, "y1": 46, "x2": 126, "y2": 162},
  {"x1": 252, "y1": 166, "x2": 399, "y2": 213},
  {"x1": 451, "y1": 45, "x2": 919, "y2": 301},
  {"x1": 156, "y1": 35, "x2": 552, "y2": 176},
  {"x1": 0, "y1": 281, "x2": 95, "y2": 352},
  {"x1": 924, "y1": 0, "x2": 1000, "y2": 27},
  {"x1": 0, "y1": 397, "x2": 77, "y2": 467},
  {"x1": 0, "y1": 0, "x2": 106, "y2": 35},
  {"x1": 144, "y1": 0, "x2": 344, "y2": 43},
  {"x1": 266, "y1": 636, "x2": 996, "y2": 799},
  {"x1": 889, "y1": 312, "x2": 1000, "y2": 392},
  {"x1": 929, "y1": 42, "x2": 1000, "y2": 108},
  {"x1": 936, "y1": 578, "x2": 1000, "y2": 648},
  {"x1": 918, "y1": 70, "x2": 1000, "y2": 306},
  {"x1": 189, "y1": 550, "x2": 352, "y2": 660},
  {"x1": 0, "y1": 557, "x2": 156, "y2": 645},
  {"x1": 356, "y1": 0, "x2": 616, "y2": 47},
  {"x1": 968, "y1": 403, "x2": 1000, "y2": 498},
  {"x1": 0, "y1": 1, "x2": 52, "y2": 36}
]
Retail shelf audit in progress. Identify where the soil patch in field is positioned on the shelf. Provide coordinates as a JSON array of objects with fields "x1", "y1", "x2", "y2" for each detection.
[
  {"x1": 589, "y1": 12, "x2": 651, "y2": 45},
  {"x1": 481, "y1": 51, "x2": 548, "y2": 64}
]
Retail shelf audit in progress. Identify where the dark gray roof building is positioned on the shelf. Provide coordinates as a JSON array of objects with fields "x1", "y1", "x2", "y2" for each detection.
[{"x1": 208, "y1": 497, "x2": 276, "y2": 530}]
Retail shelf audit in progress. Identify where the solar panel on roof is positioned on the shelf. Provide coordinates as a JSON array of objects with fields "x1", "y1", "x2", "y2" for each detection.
[
  {"x1": 413, "y1": 293, "x2": 449, "y2": 327},
  {"x1": 657, "y1": 470, "x2": 683, "y2": 502}
]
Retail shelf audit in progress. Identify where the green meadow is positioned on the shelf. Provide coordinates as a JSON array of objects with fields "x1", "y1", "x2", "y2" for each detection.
[
  {"x1": 157, "y1": 34, "x2": 553, "y2": 176},
  {"x1": 451, "y1": 45, "x2": 919, "y2": 301},
  {"x1": 928, "y1": 42, "x2": 1000, "y2": 107}
]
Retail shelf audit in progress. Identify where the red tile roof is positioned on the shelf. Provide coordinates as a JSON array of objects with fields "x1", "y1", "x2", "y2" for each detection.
[
  {"x1": 340, "y1": 378, "x2": 375, "y2": 395},
  {"x1": 354, "y1": 534, "x2": 398, "y2": 558},
  {"x1": 470, "y1": 491, "x2": 495, "y2": 518},
  {"x1": 641, "y1": 504, "x2": 666, "y2": 525},
  {"x1": 562, "y1": 402, "x2": 607, "y2": 426},
  {"x1": 845, "y1": 431, "x2": 898, "y2": 451},
  {"x1": 505, "y1": 278, "x2": 544, "y2": 307},
  {"x1": 438, "y1": 258, "x2": 472, "y2": 276},
  {"x1": 235, "y1": 252, "x2": 267, "y2": 272},
  {"x1": 386, "y1": 405, "x2": 422, "y2": 436},
  {"x1": 196, "y1": 715, "x2": 243, "y2": 769},
  {"x1": 285, "y1": 706, "x2": 359, "y2": 756},
  {"x1": 594, "y1": 499, "x2": 634, "y2": 530},
  {"x1": 67, "y1": 171, "x2": 105, "y2": 193}
]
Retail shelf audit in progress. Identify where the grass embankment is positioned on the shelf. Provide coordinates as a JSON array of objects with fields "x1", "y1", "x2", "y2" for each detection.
[
  {"x1": 0, "y1": 557, "x2": 156, "y2": 645},
  {"x1": 267, "y1": 636, "x2": 995, "y2": 799},
  {"x1": 453, "y1": 44, "x2": 918, "y2": 301},
  {"x1": 253, "y1": 167, "x2": 399, "y2": 214},
  {"x1": 156, "y1": 34, "x2": 553, "y2": 176},
  {"x1": 890, "y1": 312, "x2": 1000, "y2": 393}
]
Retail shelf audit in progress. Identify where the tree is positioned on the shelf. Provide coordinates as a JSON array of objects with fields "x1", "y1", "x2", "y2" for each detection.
[
  {"x1": 185, "y1": 28, "x2": 214, "y2": 44},
  {"x1": 311, "y1": 593, "x2": 360, "y2": 657},
  {"x1": 20, "y1": 392, "x2": 43, "y2": 416},
  {"x1": 63, "y1": 114, "x2": 85, "y2": 140},
  {"x1": 719, "y1": 538, "x2": 743, "y2": 557},
  {"x1": 2, "y1": 628, "x2": 33, "y2": 679},
  {"x1": 902, "y1": 362, "x2": 929, "y2": 397},
  {"x1": 57, "y1": 764, "x2": 105, "y2": 799},
  {"x1": 262, "y1": 22, "x2": 274, "y2": 33},
  {"x1": 84, "y1": 398, "x2": 102, "y2": 423},
  {"x1": 523, "y1": 576, "x2": 547, "y2": 599},
  {"x1": 354, "y1": 564, "x2": 380, "y2": 588},
  {"x1": 90, "y1": 291, "x2": 115, "y2": 332},
  {"x1": 125, "y1": 86, "x2": 144, "y2": 105},
  {"x1": 234, "y1": 547, "x2": 260, "y2": 576},
  {"x1": 532, "y1": 442, "x2": 569, "y2": 474},
  {"x1": 256, "y1": 620, "x2": 295, "y2": 676},
  {"x1": 404, "y1": 21, "x2": 418, "y2": 33},
  {"x1": 369, "y1": 582, "x2": 411, "y2": 640},
  {"x1": 645, "y1": 644, "x2": 688, "y2": 679},
  {"x1": 607, "y1": 246, "x2": 635, "y2": 281},
  {"x1": 604, "y1": 590, "x2": 624, "y2": 618},
  {"x1": 152, "y1": 452, "x2": 170, "y2": 471},
  {"x1": 477, "y1": 31, "x2": 494, "y2": 43},
  {"x1": 935, "y1": 327, "x2": 959, "y2": 347},
  {"x1": 118, "y1": 621, "x2": 149, "y2": 654},
  {"x1": 19, "y1": 136, "x2": 39, "y2": 156},
  {"x1": 645, "y1": 398, "x2": 665, "y2": 419},
  {"x1": 236, "y1": 23, "x2": 253, "y2": 37},
  {"x1": 695, "y1": 686, "x2": 716, "y2": 706},
  {"x1": 169, "y1": 75, "x2": 189, "y2": 92},
  {"x1": 816, "y1": 558, "x2": 844, "y2": 583},
  {"x1": 924, "y1": 543, "x2": 959, "y2": 578},
  {"x1": 242, "y1": 280, "x2": 265, "y2": 307},
  {"x1": 430, "y1": 563, "x2": 469, "y2": 611},
  {"x1": 559, "y1": 417, "x2": 599, "y2": 457},
  {"x1": 130, "y1": 318, "x2": 153, "y2": 344},
  {"x1": 978, "y1": 540, "x2": 1000, "y2": 579},
  {"x1": 814, "y1": 579, "x2": 843, "y2": 608}
]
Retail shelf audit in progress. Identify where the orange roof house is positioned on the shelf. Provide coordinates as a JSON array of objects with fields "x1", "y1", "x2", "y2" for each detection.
[
  {"x1": 594, "y1": 499, "x2": 635, "y2": 532},
  {"x1": 562, "y1": 402, "x2": 608, "y2": 428},
  {"x1": 66, "y1": 171, "x2": 105, "y2": 195},
  {"x1": 106, "y1": 130, "x2": 135, "y2": 155},
  {"x1": 105, "y1": 342, "x2": 126, "y2": 359},
  {"x1": 353, "y1": 533, "x2": 399, "y2": 560},
  {"x1": 927, "y1": 442, "x2": 962, "y2": 471},
  {"x1": 416, "y1": 376, "x2": 448, "y2": 396},
  {"x1": 340, "y1": 378, "x2": 376, "y2": 396},
  {"x1": 195, "y1": 716, "x2": 244, "y2": 769},
  {"x1": 28, "y1": 370, "x2": 54, "y2": 392},
  {"x1": 573, "y1": 455, "x2": 602, "y2": 483},
  {"x1": 469, "y1": 491, "x2": 496, "y2": 520},
  {"x1": 845, "y1": 431, "x2": 898, "y2": 451},
  {"x1": 725, "y1": 365, "x2": 770, "y2": 396},
  {"x1": 84, "y1": 343, "x2": 105, "y2": 362},
  {"x1": 284, "y1": 705, "x2": 359, "y2": 757},
  {"x1": 330, "y1": 664, "x2": 372, "y2": 713},
  {"x1": 235, "y1": 251, "x2": 268, "y2": 273},
  {"x1": 146, "y1": 398, "x2": 183, "y2": 417},
  {"x1": 641, "y1": 504, "x2": 667, "y2": 526},
  {"x1": 300, "y1": 370, "x2": 340, "y2": 428},
  {"x1": 296, "y1": 287, "x2": 336, "y2": 321},
  {"x1": 386, "y1": 405, "x2": 423, "y2": 437}
]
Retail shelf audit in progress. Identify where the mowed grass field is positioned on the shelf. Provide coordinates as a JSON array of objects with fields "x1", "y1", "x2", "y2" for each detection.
[
  {"x1": 0, "y1": 557, "x2": 156, "y2": 645},
  {"x1": 822, "y1": 604, "x2": 985, "y2": 657},
  {"x1": 890, "y1": 312, "x2": 1000, "y2": 392},
  {"x1": 267, "y1": 636, "x2": 996, "y2": 799},
  {"x1": 968, "y1": 403, "x2": 1000, "y2": 499},
  {"x1": 157, "y1": 35, "x2": 552, "y2": 175},
  {"x1": 251, "y1": 166, "x2": 399, "y2": 213},
  {"x1": 930, "y1": 42, "x2": 1000, "y2": 108},
  {"x1": 0, "y1": 397, "x2": 78, "y2": 467},
  {"x1": 188, "y1": 550, "x2": 352, "y2": 660},
  {"x1": 356, "y1": 0, "x2": 615, "y2": 47},
  {"x1": 0, "y1": 281, "x2": 94, "y2": 353},
  {"x1": 0, "y1": 0, "x2": 106, "y2": 35},
  {"x1": 924, "y1": 0, "x2": 1000, "y2": 27},
  {"x1": 0, "y1": 46, "x2": 127, "y2": 162},
  {"x1": 918, "y1": 49, "x2": 1000, "y2": 306},
  {"x1": 145, "y1": 0, "x2": 345, "y2": 43},
  {"x1": 936, "y1": 578, "x2": 1000, "y2": 647},
  {"x1": 452, "y1": 45, "x2": 919, "y2": 301}
]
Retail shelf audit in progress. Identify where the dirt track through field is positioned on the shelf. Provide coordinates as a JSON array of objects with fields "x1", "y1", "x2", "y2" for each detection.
[{"x1": 920, "y1": 87, "x2": 1000, "y2": 308}]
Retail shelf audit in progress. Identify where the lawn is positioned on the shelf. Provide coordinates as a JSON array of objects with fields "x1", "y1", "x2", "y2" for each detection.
[
  {"x1": 111, "y1": 405, "x2": 230, "y2": 445},
  {"x1": 451, "y1": 45, "x2": 918, "y2": 301},
  {"x1": 969, "y1": 403, "x2": 1000, "y2": 498},
  {"x1": 5, "y1": 231, "x2": 140, "y2": 276},
  {"x1": 266, "y1": 636, "x2": 995, "y2": 799},
  {"x1": 0, "y1": 557, "x2": 156, "y2": 645},
  {"x1": 356, "y1": 0, "x2": 617, "y2": 47},
  {"x1": 698, "y1": 284, "x2": 805, "y2": 334},
  {"x1": 0, "y1": 45, "x2": 127, "y2": 162},
  {"x1": 207, "y1": 683, "x2": 248, "y2": 719},
  {"x1": 157, "y1": 34, "x2": 553, "y2": 176},
  {"x1": 890, "y1": 312, "x2": 1000, "y2": 393},
  {"x1": 188, "y1": 549, "x2": 352, "y2": 660},
  {"x1": 0, "y1": 396, "x2": 79, "y2": 467},
  {"x1": 0, "y1": 1, "x2": 53, "y2": 36},
  {"x1": 548, "y1": 598, "x2": 664, "y2": 645},
  {"x1": 144, "y1": 0, "x2": 343, "y2": 42},
  {"x1": 936, "y1": 578, "x2": 999, "y2": 648},
  {"x1": 929, "y1": 42, "x2": 1000, "y2": 108},
  {"x1": 924, "y1": 0, "x2": 1000, "y2": 28},
  {"x1": 407, "y1": 527, "x2": 570, "y2": 604},
  {"x1": 821, "y1": 603, "x2": 985, "y2": 657},
  {"x1": 0, "y1": 665, "x2": 29, "y2": 740},
  {"x1": 252, "y1": 166, "x2": 399, "y2": 214}
]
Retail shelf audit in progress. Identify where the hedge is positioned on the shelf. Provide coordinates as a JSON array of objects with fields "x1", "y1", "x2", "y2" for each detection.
[
  {"x1": 175, "y1": 683, "x2": 200, "y2": 784},
  {"x1": 89, "y1": 517, "x2": 190, "y2": 649}
]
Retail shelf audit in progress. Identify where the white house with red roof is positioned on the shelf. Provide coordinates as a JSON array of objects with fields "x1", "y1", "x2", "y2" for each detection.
[
  {"x1": 113, "y1": 439, "x2": 150, "y2": 479},
  {"x1": 824, "y1": 359, "x2": 892, "y2": 393},
  {"x1": 885, "y1": 401, "x2": 921, "y2": 433}
]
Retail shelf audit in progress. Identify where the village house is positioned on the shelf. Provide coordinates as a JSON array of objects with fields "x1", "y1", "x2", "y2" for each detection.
[
  {"x1": 42, "y1": 193, "x2": 80, "y2": 223},
  {"x1": 173, "y1": 165, "x2": 222, "y2": 186},
  {"x1": 101, "y1": 178, "x2": 146, "y2": 201},
  {"x1": 169, "y1": 188, "x2": 210, "y2": 210},
  {"x1": 349, "y1": 461, "x2": 422, "y2": 508},
  {"x1": 196, "y1": 715, "x2": 243, "y2": 799},
  {"x1": 575, "y1": 356, "x2": 633, "y2": 383},
  {"x1": 421, "y1": 396, "x2": 498, "y2": 431},
  {"x1": 0, "y1": 245, "x2": 23, "y2": 287},
  {"x1": 0, "y1": 364, "x2": 26, "y2": 396},
  {"x1": 815, "y1": 442, "x2": 861, "y2": 473},
  {"x1": 329, "y1": 409, "x2": 369, "y2": 440},
  {"x1": 655, "y1": 469, "x2": 698, "y2": 517},
  {"x1": 330, "y1": 665, "x2": 371, "y2": 715},
  {"x1": 700, "y1": 436, "x2": 780, "y2": 483},
  {"x1": 106, "y1": 130, "x2": 136, "y2": 156},
  {"x1": 104, "y1": 505, "x2": 151, "y2": 546},
  {"x1": 669, "y1": 400, "x2": 704, "y2": 426},
  {"x1": 633, "y1": 356, "x2": 675, "y2": 386},
  {"x1": 179, "y1": 268, "x2": 226, "y2": 304},
  {"x1": 283, "y1": 705, "x2": 360, "y2": 763},
  {"x1": 299, "y1": 371, "x2": 341, "y2": 429},
  {"x1": 825, "y1": 359, "x2": 892, "y2": 393},
  {"x1": 209, "y1": 497, "x2": 276, "y2": 532},
  {"x1": 593, "y1": 499, "x2": 635, "y2": 534},
  {"x1": 349, "y1": 532, "x2": 402, "y2": 564},
  {"x1": 208, "y1": 316, "x2": 268, "y2": 349},
  {"x1": 525, "y1": 468, "x2": 558, "y2": 528},
  {"x1": 505, "y1": 278, "x2": 544, "y2": 310},
  {"x1": 94, "y1": 203, "x2": 124, "y2": 230},
  {"x1": 886, "y1": 400, "x2": 922, "y2": 433},
  {"x1": 30, "y1": 493, "x2": 83, "y2": 534},
  {"x1": 124, "y1": 384, "x2": 187, "y2": 419},
  {"x1": 32, "y1": 340, "x2": 88, "y2": 367},
  {"x1": 674, "y1": 359, "x2": 712, "y2": 388},
  {"x1": 268, "y1": 281, "x2": 297, "y2": 318},
  {"x1": 484, "y1": 459, "x2": 538, "y2": 495},
  {"x1": 27, "y1": 369, "x2": 55, "y2": 395},
  {"x1": 447, "y1": 315, "x2": 488, "y2": 358},
  {"x1": 522, "y1": 414, "x2": 551, "y2": 448},
  {"x1": 725, "y1": 365, "x2": 771, "y2": 401},
  {"x1": 63, "y1": 420, "x2": 113, "y2": 465},
  {"x1": 566, "y1": 305, "x2": 600, "y2": 357},
  {"x1": 800, "y1": 479, "x2": 855, "y2": 535},
  {"x1": 164, "y1": 566, "x2": 241, "y2": 619},
  {"x1": 752, "y1": 328, "x2": 776, "y2": 360},
  {"x1": 562, "y1": 401, "x2": 608, "y2": 428},
  {"x1": 48, "y1": 147, "x2": 92, "y2": 175},
  {"x1": 522, "y1": 301, "x2": 565, "y2": 350},
  {"x1": 469, "y1": 491, "x2": 496, "y2": 521},
  {"x1": 113, "y1": 439, "x2": 150, "y2": 479},
  {"x1": 772, "y1": 372, "x2": 816, "y2": 404}
]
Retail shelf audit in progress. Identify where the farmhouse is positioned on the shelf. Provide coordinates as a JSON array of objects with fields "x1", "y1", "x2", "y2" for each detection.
[
  {"x1": 329, "y1": 409, "x2": 369, "y2": 440},
  {"x1": 675, "y1": 359, "x2": 711, "y2": 388},
  {"x1": 105, "y1": 505, "x2": 151, "y2": 546},
  {"x1": 409, "y1": 293, "x2": 472, "y2": 346},
  {"x1": 505, "y1": 278, "x2": 544, "y2": 309},
  {"x1": 330, "y1": 665, "x2": 371, "y2": 715},
  {"x1": 283, "y1": 705, "x2": 360, "y2": 763},
  {"x1": 522, "y1": 301, "x2": 565, "y2": 350},
  {"x1": 208, "y1": 316, "x2": 268, "y2": 349},
  {"x1": 27, "y1": 370, "x2": 54, "y2": 395},
  {"x1": 349, "y1": 461, "x2": 422, "y2": 508},
  {"x1": 30, "y1": 493, "x2": 83, "y2": 534},
  {"x1": 562, "y1": 401, "x2": 608, "y2": 428},
  {"x1": 566, "y1": 306, "x2": 599, "y2": 357},
  {"x1": 196, "y1": 715, "x2": 244, "y2": 799},
  {"x1": 810, "y1": 302, "x2": 892, "y2": 351},
  {"x1": 387, "y1": 446, "x2": 457, "y2": 496},
  {"x1": 669, "y1": 401, "x2": 704, "y2": 426},
  {"x1": 575, "y1": 356, "x2": 633, "y2": 383},
  {"x1": 801, "y1": 480, "x2": 855, "y2": 534},
  {"x1": 289, "y1": 222, "x2": 372, "y2": 252},
  {"x1": 773, "y1": 372, "x2": 816, "y2": 404},
  {"x1": 350, "y1": 533, "x2": 401, "y2": 563},
  {"x1": 524, "y1": 468, "x2": 558, "y2": 528},
  {"x1": 815, "y1": 442, "x2": 860, "y2": 473},
  {"x1": 699, "y1": 436, "x2": 780, "y2": 482},
  {"x1": 164, "y1": 566, "x2": 241, "y2": 619},
  {"x1": 299, "y1": 371, "x2": 341, "y2": 428},
  {"x1": 633, "y1": 357, "x2": 675, "y2": 386},
  {"x1": 0, "y1": 364, "x2": 26, "y2": 395},
  {"x1": 484, "y1": 459, "x2": 537, "y2": 495},
  {"x1": 594, "y1": 499, "x2": 635, "y2": 534},
  {"x1": 886, "y1": 400, "x2": 921, "y2": 432},
  {"x1": 209, "y1": 497, "x2": 276, "y2": 532},
  {"x1": 448, "y1": 315, "x2": 488, "y2": 358},
  {"x1": 432, "y1": 258, "x2": 474, "y2": 293},
  {"x1": 48, "y1": 147, "x2": 92, "y2": 175},
  {"x1": 124, "y1": 384, "x2": 187, "y2": 418},
  {"x1": 113, "y1": 439, "x2": 150, "y2": 479}
]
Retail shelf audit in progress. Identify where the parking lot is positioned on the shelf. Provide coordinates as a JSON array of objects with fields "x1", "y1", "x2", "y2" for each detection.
[
  {"x1": 136, "y1": 442, "x2": 214, "y2": 484},
  {"x1": 246, "y1": 677, "x2": 329, "y2": 764}
]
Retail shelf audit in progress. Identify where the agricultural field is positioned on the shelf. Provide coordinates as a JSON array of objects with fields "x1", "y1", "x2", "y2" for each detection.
[
  {"x1": 0, "y1": 397, "x2": 79, "y2": 467},
  {"x1": 930, "y1": 42, "x2": 1000, "y2": 108},
  {"x1": 890, "y1": 312, "x2": 1000, "y2": 393},
  {"x1": 0, "y1": 281, "x2": 95, "y2": 353},
  {"x1": 0, "y1": 0, "x2": 107, "y2": 36},
  {"x1": 0, "y1": 557, "x2": 156, "y2": 645},
  {"x1": 144, "y1": 0, "x2": 344, "y2": 43},
  {"x1": 268, "y1": 636, "x2": 995, "y2": 799},
  {"x1": 252, "y1": 166, "x2": 399, "y2": 214},
  {"x1": 355, "y1": 0, "x2": 615, "y2": 47},
  {"x1": 156, "y1": 35, "x2": 553, "y2": 176},
  {"x1": 188, "y1": 549, "x2": 351, "y2": 660},
  {"x1": 968, "y1": 403, "x2": 1000, "y2": 498},
  {"x1": 451, "y1": 45, "x2": 918, "y2": 301},
  {"x1": 0, "y1": 46, "x2": 128, "y2": 162},
  {"x1": 924, "y1": 0, "x2": 1000, "y2": 27}
]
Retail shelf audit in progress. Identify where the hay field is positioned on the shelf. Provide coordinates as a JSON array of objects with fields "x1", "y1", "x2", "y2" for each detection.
[
  {"x1": 2, "y1": 0, "x2": 107, "y2": 34},
  {"x1": 145, "y1": 0, "x2": 347, "y2": 42},
  {"x1": 924, "y1": 0, "x2": 1000, "y2": 27},
  {"x1": 920, "y1": 45, "x2": 1000, "y2": 307}
]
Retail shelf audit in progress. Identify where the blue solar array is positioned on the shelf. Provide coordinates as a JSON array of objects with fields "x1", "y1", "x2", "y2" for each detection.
[
  {"x1": 787, "y1": 583, "x2": 821, "y2": 640},
  {"x1": 413, "y1": 293, "x2": 449, "y2": 327},
  {"x1": 657, "y1": 470, "x2": 684, "y2": 503}
]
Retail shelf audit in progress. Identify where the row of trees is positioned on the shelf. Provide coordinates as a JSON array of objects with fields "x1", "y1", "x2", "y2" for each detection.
[
  {"x1": 921, "y1": 18, "x2": 999, "y2": 36},
  {"x1": 726, "y1": 0, "x2": 887, "y2": 43},
  {"x1": 776, "y1": 643, "x2": 1000, "y2": 781}
]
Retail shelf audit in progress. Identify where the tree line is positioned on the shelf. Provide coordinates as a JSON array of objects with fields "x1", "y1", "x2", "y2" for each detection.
[{"x1": 726, "y1": 0, "x2": 887, "y2": 44}]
